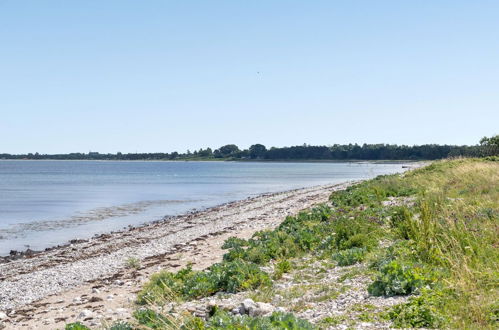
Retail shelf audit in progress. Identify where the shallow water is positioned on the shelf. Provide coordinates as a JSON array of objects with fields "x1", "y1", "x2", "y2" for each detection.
[{"x1": 0, "y1": 160, "x2": 406, "y2": 255}]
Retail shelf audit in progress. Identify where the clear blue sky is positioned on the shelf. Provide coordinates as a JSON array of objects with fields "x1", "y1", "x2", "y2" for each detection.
[{"x1": 1, "y1": 1, "x2": 498, "y2": 154}]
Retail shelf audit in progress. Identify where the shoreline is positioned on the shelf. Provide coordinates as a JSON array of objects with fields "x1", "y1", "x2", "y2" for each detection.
[
  {"x1": 0, "y1": 181, "x2": 356, "y2": 328},
  {"x1": 0, "y1": 158, "x2": 423, "y2": 163},
  {"x1": 0, "y1": 184, "x2": 344, "y2": 262}
]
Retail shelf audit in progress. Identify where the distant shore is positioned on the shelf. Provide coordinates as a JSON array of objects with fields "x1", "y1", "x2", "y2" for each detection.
[{"x1": 0, "y1": 158, "x2": 421, "y2": 163}]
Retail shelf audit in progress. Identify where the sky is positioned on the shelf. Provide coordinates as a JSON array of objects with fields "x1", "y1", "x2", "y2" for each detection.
[{"x1": 0, "y1": 1, "x2": 498, "y2": 154}]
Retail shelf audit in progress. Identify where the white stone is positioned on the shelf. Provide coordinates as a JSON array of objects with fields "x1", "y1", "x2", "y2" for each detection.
[{"x1": 78, "y1": 309, "x2": 93, "y2": 319}]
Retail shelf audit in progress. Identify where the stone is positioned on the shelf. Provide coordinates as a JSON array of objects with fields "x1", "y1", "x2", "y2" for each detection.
[
  {"x1": 78, "y1": 309, "x2": 93, "y2": 319},
  {"x1": 241, "y1": 298, "x2": 256, "y2": 314},
  {"x1": 251, "y1": 302, "x2": 274, "y2": 317},
  {"x1": 0, "y1": 312, "x2": 6, "y2": 320},
  {"x1": 92, "y1": 288, "x2": 100, "y2": 294}
]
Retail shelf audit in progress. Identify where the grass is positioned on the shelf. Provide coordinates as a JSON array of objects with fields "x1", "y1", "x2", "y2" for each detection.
[
  {"x1": 66, "y1": 158, "x2": 498, "y2": 329},
  {"x1": 125, "y1": 257, "x2": 141, "y2": 269}
]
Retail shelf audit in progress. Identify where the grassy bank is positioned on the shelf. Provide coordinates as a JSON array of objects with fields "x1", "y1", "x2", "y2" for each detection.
[{"x1": 67, "y1": 158, "x2": 498, "y2": 329}]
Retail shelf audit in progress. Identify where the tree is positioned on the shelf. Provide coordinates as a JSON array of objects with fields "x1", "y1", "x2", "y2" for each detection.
[
  {"x1": 479, "y1": 135, "x2": 499, "y2": 156},
  {"x1": 214, "y1": 144, "x2": 240, "y2": 158},
  {"x1": 249, "y1": 144, "x2": 267, "y2": 159}
]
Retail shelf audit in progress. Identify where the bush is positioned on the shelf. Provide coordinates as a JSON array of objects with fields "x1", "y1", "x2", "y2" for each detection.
[
  {"x1": 333, "y1": 247, "x2": 366, "y2": 266},
  {"x1": 222, "y1": 237, "x2": 248, "y2": 249},
  {"x1": 137, "y1": 260, "x2": 271, "y2": 303},
  {"x1": 388, "y1": 290, "x2": 447, "y2": 328},
  {"x1": 368, "y1": 261, "x2": 431, "y2": 296}
]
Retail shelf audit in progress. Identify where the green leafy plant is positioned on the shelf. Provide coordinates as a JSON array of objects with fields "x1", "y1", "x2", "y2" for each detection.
[
  {"x1": 368, "y1": 261, "x2": 431, "y2": 296},
  {"x1": 109, "y1": 320, "x2": 134, "y2": 330},
  {"x1": 205, "y1": 310, "x2": 315, "y2": 329},
  {"x1": 333, "y1": 247, "x2": 366, "y2": 266},
  {"x1": 65, "y1": 322, "x2": 90, "y2": 330},
  {"x1": 388, "y1": 289, "x2": 447, "y2": 328},
  {"x1": 137, "y1": 260, "x2": 270, "y2": 303}
]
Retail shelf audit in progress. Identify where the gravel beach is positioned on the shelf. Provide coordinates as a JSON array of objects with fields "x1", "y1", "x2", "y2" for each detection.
[{"x1": 0, "y1": 181, "x2": 354, "y2": 329}]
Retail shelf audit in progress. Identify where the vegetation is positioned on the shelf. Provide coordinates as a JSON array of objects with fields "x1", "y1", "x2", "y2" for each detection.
[
  {"x1": 199, "y1": 310, "x2": 315, "y2": 329},
  {"x1": 66, "y1": 157, "x2": 498, "y2": 329},
  {"x1": 125, "y1": 257, "x2": 141, "y2": 269},
  {"x1": 137, "y1": 261, "x2": 270, "y2": 303},
  {"x1": 332, "y1": 247, "x2": 366, "y2": 266},
  {"x1": 4, "y1": 134, "x2": 499, "y2": 161}
]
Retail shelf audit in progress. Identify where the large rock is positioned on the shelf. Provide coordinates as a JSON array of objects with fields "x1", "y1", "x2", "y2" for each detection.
[
  {"x1": 238, "y1": 299, "x2": 275, "y2": 317},
  {"x1": 249, "y1": 302, "x2": 275, "y2": 317}
]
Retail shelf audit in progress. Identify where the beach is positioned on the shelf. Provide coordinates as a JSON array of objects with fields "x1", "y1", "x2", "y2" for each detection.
[{"x1": 0, "y1": 181, "x2": 355, "y2": 329}]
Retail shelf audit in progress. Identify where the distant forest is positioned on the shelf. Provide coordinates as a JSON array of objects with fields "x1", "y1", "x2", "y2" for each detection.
[{"x1": 2, "y1": 136, "x2": 498, "y2": 161}]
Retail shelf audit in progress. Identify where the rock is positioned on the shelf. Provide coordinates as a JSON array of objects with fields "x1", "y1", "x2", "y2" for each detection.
[
  {"x1": 114, "y1": 280, "x2": 125, "y2": 286},
  {"x1": 106, "y1": 295, "x2": 114, "y2": 301},
  {"x1": 251, "y1": 302, "x2": 274, "y2": 316},
  {"x1": 92, "y1": 288, "x2": 100, "y2": 294},
  {"x1": 78, "y1": 309, "x2": 93, "y2": 319},
  {"x1": 73, "y1": 297, "x2": 81, "y2": 303},
  {"x1": 275, "y1": 306, "x2": 286, "y2": 313},
  {"x1": 241, "y1": 298, "x2": 256, "y2": 314},
  {"x1": 0, "y1": 312, "x2": 6, "y2": 320}
]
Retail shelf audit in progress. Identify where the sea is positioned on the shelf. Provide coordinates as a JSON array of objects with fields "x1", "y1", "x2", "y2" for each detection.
[{"x1": 0, "y1": 160, "x2": 407, "y2": 255}]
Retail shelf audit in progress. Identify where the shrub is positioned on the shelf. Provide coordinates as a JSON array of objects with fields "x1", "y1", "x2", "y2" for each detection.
[
  {"x1": 388, "y1": 289, "x2": 447, "y2": 328},
  {"x1": 368, "y1": 261, "x2": 431, "y2": 296},
  {"x1": 137, "y1": 260, "x2": 270, "y2": 303},
  {"x1": 333, "y1": 247, "x2": 366, "y2": 266},
  {"x1": 222, "y1": 237, "x2": 248, "y2": 249}
]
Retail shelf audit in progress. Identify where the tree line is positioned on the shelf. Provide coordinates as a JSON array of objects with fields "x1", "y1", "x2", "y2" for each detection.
[{"x1": 1, "y1": 136, "x2": 497, "y2": 161}]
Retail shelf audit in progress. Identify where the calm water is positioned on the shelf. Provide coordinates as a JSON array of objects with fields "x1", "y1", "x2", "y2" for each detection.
[{"x1": 0, "y1": 160, "x2": 406, "y2": 255}]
